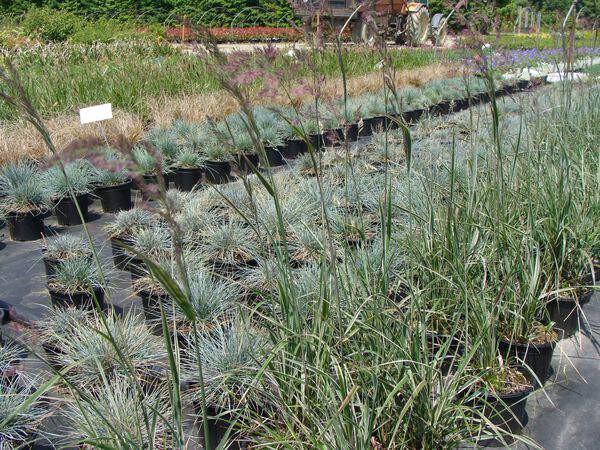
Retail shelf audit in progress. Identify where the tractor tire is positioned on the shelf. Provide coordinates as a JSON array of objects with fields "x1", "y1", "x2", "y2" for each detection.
[
  {"x1": 405, "y1": 8, "x2": 430, "y2": 46},
  {"x1": 430, "y1": 13, "x2": 448, "y2": 47},
  {"x1": 351, "y1": 18, "x2": 379, "y2": 46}
]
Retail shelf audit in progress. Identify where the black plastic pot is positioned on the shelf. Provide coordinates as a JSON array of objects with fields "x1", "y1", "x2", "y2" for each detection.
[
  {"x1": 343, "y1": 123, "x2": 359, "y2": 142},
  {"x1": 5, "y1": 211, "x2": 44, "y2": 241},
  {"x1": 403, "y1": 109, "x2": 424, "y2": 124},
  {"x1": 173, "y1": 167, "x2": 203, "y2": 191},
  {"x1": 138, "y1": 289, "x2": 170, "y2": 324},
  {"x1": 481, "y1": 386, "x2": 532, "y2": 444},
  {"x1": 42, "y1": 255, "x2": 60, "y2": 278},
  {"x1": 208, "y1": 258, "x2": 257, "y2": 280},
  {"x1": 136, "y1": 174, "x2": 168, "y2": 201},
  {"x1": 204, "y1": 161, "x2": 231, "y2": 184},
  {"x1": 498, "y1": 338, "x2": 556, "y2": 388},
  {"x1": 307, "y1": 133, "x2": 324, "y2": 152},
  {"x1": 49, "y1": 287, "x2": 106, "y2": 310},
  {"x1": 546, "y1": 290, "x2": 593, "y2": 338},
  {"x1": 41, "y1": 341, "x2": 67, "y2": 372},
  {"x1": 264, "y1": 146, "x2": 286, "y2": 167},
  {"x1": 193, "y1": 405, "x2": 236, "y2": 450},
  {"x1": 323, "y1": 129, "x2": 342, "y2": 147},
  {"x1": 96, "y1": 181, "x2": 133, "y2": 213},
  {"x1": 235, "y1": 153, "x2": 259, "y2": 173},
  {"x1": 430, "y1": 100, "x2": 452, "y2": 116},
  {"x1": 282, "y1": 139, "x2": 306, "y2": 159},
  {"x1": 426, "y1": 331, "x2": 464, "y2": 375},
  {"x1": 452, "y1": 97, "x2": 472, "y2": 112},
  {"x1": 123, "y1": 257, "x2": 146, "y2": 280},
  {"x1": 54, "y1": 194, "x2": 90, "y2": 226},
  {"x1": 110, "y1": 236, "x2": 133, "y2": 270},
  {"x1": 363, "y1": 116, "x2": 391, "y2": 135},
  {"x1": 517, "y1": 80, "x2": 531, "y2": 91}
]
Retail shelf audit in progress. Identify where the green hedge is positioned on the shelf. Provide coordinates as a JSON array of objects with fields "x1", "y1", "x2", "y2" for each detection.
[{"x1": 0, "y1": 0, "x2": 297, "y2": 27}]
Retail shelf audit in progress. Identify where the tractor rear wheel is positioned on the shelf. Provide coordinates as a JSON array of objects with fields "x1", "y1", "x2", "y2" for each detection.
[
  {"x1": 351, "y1": 18, "x2": 379, "y2": 46},
  {"x1": 430, "y1": 13, "x2": 448, "y2": 46},
  {"x1": 405, "y1": 8, "x2": 430, "y2": 46}
]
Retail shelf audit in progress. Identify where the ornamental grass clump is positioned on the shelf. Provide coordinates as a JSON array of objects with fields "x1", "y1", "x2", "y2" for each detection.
[
  {"x1": 173, "y1": 146, "x2": 205, "y2": 169},
  {"x1": 183, "y1": 319, "x2": 271, "y2": 414},
  {"x1": 43, "y1": 234, "x2": 92, "y2": 261},
  {"x1": 0, "y1": 378, "x2": 51, "y2": 449},
  {"x1": 50, "y1": 312, "x2": 167, "y2": 390},
  {"x1": 104, "y1": 207, "x2": 156, "y2": 239},
  {"x1": 64, "y1": 377, "x2": 175, "y2": 449},
  {"x1": 48, "y1": 256, "x2": 104, "y2": 295},
  {"x1": 92, "y1": 148, "x2": 130, "y2": 187},
  {"x1": 200, "y1": 221, "x2": 259, "y2": 276},
  {"x1": 0, "y1": 161, "x2": 47, "y2": 214},
  {"x1": 163, "y1": 270, "x2": 241, "y2": 332},
  {"x1": 42, "y1": 159, "x2": 95, "y2": 200}
]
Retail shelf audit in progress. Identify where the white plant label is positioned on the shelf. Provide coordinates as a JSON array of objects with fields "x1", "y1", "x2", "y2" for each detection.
[{"x1": 79, "y1": 103, "x2": 113, "y2": 125}]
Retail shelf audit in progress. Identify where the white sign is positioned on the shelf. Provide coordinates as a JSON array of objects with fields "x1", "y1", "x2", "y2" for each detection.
[{"x1": 79, "y1": 103, "x2": 113, "y2": 125}]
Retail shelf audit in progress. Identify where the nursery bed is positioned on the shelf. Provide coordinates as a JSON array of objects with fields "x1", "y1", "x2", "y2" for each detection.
[
  {"x1": 1, "y1": 199, "x2": 598, "y2": 449},
  {"x1": 0, "y1": 81, "x2": 598, "y2": 449}
]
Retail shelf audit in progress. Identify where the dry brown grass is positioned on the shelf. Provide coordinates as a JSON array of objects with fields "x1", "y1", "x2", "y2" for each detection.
[
  {"x1": 0, "y1": 110, "x2": 144, "y2": 165},
  {"x1": 0, "y1": 62, "x2": 462, "y2": 164},
  {"x1": 149, "y1": 62, "x2": 463, "y2": 126}
]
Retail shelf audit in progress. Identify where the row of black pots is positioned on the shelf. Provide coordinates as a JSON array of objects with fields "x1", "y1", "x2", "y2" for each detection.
[
  {"x1": 4, "y1": 194, "x2": 93, "y2": 242},
  {"x1": 2, "y1": 81, "x2": 536, "y2": 242}
]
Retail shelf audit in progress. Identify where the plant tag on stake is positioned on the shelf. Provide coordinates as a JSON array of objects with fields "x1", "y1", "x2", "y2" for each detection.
[
  {"x1": 79, "y1": 103, "x2": 113, "y2": 125},
  {"x1": 79, "y1": 103, "x2": 112, "y2": 147}
]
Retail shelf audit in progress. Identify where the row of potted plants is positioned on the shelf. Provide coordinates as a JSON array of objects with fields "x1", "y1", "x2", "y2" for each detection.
[{"x1": 2, "y1": 79, "x2": 596, "y2": 448}]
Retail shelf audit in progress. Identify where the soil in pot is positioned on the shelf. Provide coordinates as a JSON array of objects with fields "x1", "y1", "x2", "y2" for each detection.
[
  {"x1": 54, "y1": 194, "x2": 90, "y2": 226},
  {"x1": 264, "y1": 146, "x2": 285, "y2": 167},
  {"x1": 174, "y1": 167, "x2": 203, "y2": 192},
  {"x1": 5, "y1": 211, "x2": 45, "y2": 242},
  {"x1": 49, "y1": 287, "x2": 106, "y2": 311},
  {"x1": 546, "y1": 290, "x2": 593, "y2": 338},
  {"x1": 96, "y1": 181, "x2": 133, "y2": 213},
  {"x1": 498, "y1": 334, "x2": 556, "y2": 388},
  {"x1": 205, "y1": 161, "x2": 232, "y2": 184}
]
